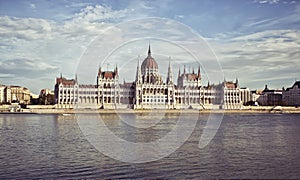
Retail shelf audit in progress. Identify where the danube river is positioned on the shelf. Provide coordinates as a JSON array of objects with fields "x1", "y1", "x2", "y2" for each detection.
[{"x1": 0, "y1": 113, "x2": 299, "y2": 179}]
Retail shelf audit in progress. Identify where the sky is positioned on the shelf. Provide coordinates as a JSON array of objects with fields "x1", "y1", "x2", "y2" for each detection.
[{"x1": 0, "y1": 0, "x2": 299, "y2": 94}]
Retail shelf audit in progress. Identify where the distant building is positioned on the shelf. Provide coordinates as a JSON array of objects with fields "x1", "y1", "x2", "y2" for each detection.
[
  {"x1": 4, "y1": 87, "x2": 11, "y2": 103},
  {"x1": 0, "y1": 85, "x2": 31, "y2": 104},
  {"x1": 251, "y1": 90, "x2": 261, "y2": 103},
  {"x1": 257, "y1": 85, "x2": 282, "y2": 106},
  {"x1": 282, "y1": 81, "x2": 300, "y2": 106},
  {"x1": 0, "y1": 85, "x2": 5, "y2": 104},
  {"x1": 9, "y1": 86, "x2": 31, "y2": 104},
  {"x1": 55, "y1": 45, "x2": 243, "y2": 110},
  {"x1": 39, "y1": 89, "x2": 55, "y2": 105}
]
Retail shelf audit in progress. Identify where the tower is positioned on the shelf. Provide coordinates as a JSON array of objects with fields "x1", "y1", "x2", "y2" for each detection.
[
  {"x1": 141, "y1": 44, "x2": 162, "y2": 84},
  {"x1": 177, "y1": 65, "x2": 201, "y2": 88},
  {"x1": 135, "y1": 56, "x2": 142, "y2": 84},
  {"x1": 166, "y1": 57, "x2": 173, "y2": 84}
]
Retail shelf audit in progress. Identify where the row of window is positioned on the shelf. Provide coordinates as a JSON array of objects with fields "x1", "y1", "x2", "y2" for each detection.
[
  {"x1": 142, "y1": 99, "x2": 167, "y2": 103},
  {"x1": 60, "y1": 90, "x2": 97, "y2": 94}
]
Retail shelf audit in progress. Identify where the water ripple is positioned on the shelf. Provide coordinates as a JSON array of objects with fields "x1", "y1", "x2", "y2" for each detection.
[{"x1": 0, "y1": 114, "x2": 299, "y2": 179}]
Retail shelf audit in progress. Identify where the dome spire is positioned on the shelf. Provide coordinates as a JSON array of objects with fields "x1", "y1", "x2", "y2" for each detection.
[
  {"x1": 148, "y1": 43, "x2": 151, "y2": 56},
  {"x1": 142, "y1": 44, "x2": 158, "y2": 72}
]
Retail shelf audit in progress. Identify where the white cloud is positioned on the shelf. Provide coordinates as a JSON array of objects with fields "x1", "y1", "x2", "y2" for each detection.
[
  {"x1": 74, "y1": 17, "x2": 223, "y2": 86},
  {"x1": 0, "y1": 16, "x2": 52, "y2": 40},
  {"x1": 0, "y1": 73, "x2": 15, "y2": 78},
  {"x1": 0, "y1": 58, "x2": 57, "y2": 72},
  {"x1": 0, "y1": 2, "x2": 299, "y2": 92},
  {"x1": 72, "y1": 5, "x2": 132, "y2": 23},
  {"x1": 0, "y1": 5, "x2": 136, "y2": 92},
  {"x1": 209, "y1": 29, "x2": 300, "y2": 89},
  {"x1": 242, "y1": 4, "x2": 300, "y2": 32},
  {"x1": 174, "y1": 15, "x2": 184, "y2": 19},
  {"x1": 30, "y1": 3, "x2": 36, "y2": 10},
  {"x1": 254, "y1": 0, "x2": 280, "y2": 4},
  {"x1": 57, "y1": 5, "x2": 136, "y2": 39}
]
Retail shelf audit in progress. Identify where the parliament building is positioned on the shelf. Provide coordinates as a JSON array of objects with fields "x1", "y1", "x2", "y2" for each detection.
[{"x1": 55, "y1": 45, "x2": 243, "y2": 109}]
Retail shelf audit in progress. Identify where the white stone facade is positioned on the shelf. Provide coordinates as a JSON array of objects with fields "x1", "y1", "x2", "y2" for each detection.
[
  {"x1": 240, "y1": 87, "x2": 251, "y2": 105},
  {"x1": 221, "y1": 80, "x2": 242, "y2": 109},
  {"x1": 0, "y1": 85, "x2": 5, "y2": 104},
  {"x1": 55, "y1": 46, "x2": 242, "y2": 110}
]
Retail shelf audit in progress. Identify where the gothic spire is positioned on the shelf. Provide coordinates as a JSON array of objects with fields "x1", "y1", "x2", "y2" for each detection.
[
  {"x1": 99, "y1": 65, "x2": 102, "y2": 72},
  {"x1": 198, "y1": 65, "x2": 201, "y2": 78},
  {"x1": 115, "y1": 64, "x2": 118, "y2": 75},
  {"x1": 98, "y1": 65, "x2": 102, "y2": 77},
  {"x1": 136, "y1": 56, "x2": 142, "y2": 84},
  {"x1": 166, "y1": 57, "x2": 173, "y2": 84},
  {"x1": 136, "y1": 57, "x2": 139, "y2": 81},
  {"x1": 235, "y1": 77, "x2": 239, "y2": 85},
  {"x1": 75, "y1": 73, "x2": 78, "y2": 83}
]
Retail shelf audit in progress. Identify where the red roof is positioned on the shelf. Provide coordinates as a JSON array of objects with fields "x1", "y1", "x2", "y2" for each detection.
[
  {"x1": 56, "y1": 77, "x2": 75, "y2": 85},
  {"x1": 186, "y1": 74, "x2": 198, "y2": 81},
  {"x1": 101, "y1": 71, "x2": 116, "y2": 79},
  {"x1": 225, "y1": 82, "x2": 237, "y2": 89}
]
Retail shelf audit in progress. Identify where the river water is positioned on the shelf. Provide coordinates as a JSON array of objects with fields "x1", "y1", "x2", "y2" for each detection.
[{"x1": 0, "y1": 113, "x2": 299, "y2": 179}]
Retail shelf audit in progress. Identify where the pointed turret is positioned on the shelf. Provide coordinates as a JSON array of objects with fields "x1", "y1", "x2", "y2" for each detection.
[
  {"x1": 98, "y1": 66, "x2": 102, "y2": 76},
  {"x1": 75, "y1": 73, "x2": 78, "y2": 83},
  {"x1": 198, "y1": 66, "x2": 201, "y2": 78},
  {"x1": 97, "y1": 66, "x2": 102, "y2": 85},
  {"x1": 178, "y1": 67, "x2": 181, "y2": 78},
  {"x1": 136, "y1": 56, "x2": 142, "y2": 84},
  {"x1": 166, "y1": 57, "x2": 173, "y2": 84},
  {"x1": 235, "y1": 77, "x2": 239, "y2": 86},
  {"x1": 115, "y1": 64, "x2": 118, "y2": 75},
  {"x1": 183, "y1": 65, "x2": 186, "y2": 74}
]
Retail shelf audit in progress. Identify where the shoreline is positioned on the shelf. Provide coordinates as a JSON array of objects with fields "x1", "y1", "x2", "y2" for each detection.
[{"x1": 1, "y1": 107, "x2": 300, "y2": 114}]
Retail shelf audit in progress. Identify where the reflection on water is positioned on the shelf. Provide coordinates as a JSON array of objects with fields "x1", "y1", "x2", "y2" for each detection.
[
  {"x1": 99, "y1": 113, "x2": 181, "y2": 142},
  {"x1": 0, "y1": 113, "x2": 299, "y2": 179}
]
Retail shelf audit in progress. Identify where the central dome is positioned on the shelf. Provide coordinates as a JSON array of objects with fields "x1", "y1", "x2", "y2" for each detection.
[{"x1": 141, "y1": 45, "x2": 158, "y2": 70}]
